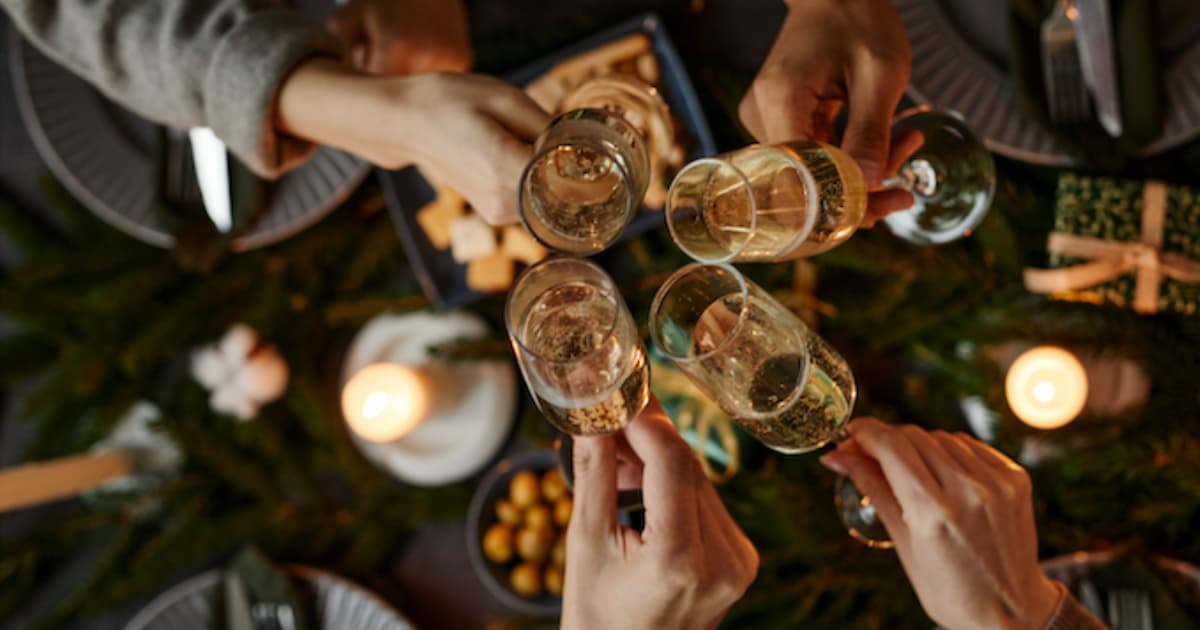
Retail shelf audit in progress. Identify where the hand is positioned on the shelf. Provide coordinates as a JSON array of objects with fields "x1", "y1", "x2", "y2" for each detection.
[
  {"x1": 277, "y1": 61, "x2": 550, "y2": 224},
  {"x1": 739, "y1": 0, "x2": 920, "y2": 227},
  {"x1": 820, "y1": 419, "x2": 1062, "y2": 630},
  {"x1": 327, "y1": 0, "x2": 472, "y2": 76},
  {"x1": 563, "y1": 400, "x2": 758, "y2": 630}
]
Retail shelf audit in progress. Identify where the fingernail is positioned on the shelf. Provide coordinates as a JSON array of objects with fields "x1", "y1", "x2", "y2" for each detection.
[{"x1": 819, "y1": 453, "x2": 848, "y2": 476}]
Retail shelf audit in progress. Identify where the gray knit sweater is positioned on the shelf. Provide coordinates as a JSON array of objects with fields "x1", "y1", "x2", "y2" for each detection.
[{"x1": 2, "y1": 0, "x2": 342, "y2": 177}]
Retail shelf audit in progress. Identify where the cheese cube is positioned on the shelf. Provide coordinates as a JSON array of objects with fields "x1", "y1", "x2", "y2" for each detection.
[
  {"x1": 450, "y1": 215, "x2": 497, "y2": 263},
  {"x1": 500, "y1": 225, "x2": 549, "y2": 265},
  {"x1": 467, "y1": 252, "x2": 515, "y2": 292},
  {"x1": 416, "y1": 196, "x2": 464, "y2": 250}
]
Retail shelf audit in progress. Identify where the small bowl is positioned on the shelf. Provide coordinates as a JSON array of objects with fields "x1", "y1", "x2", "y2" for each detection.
[{"x1": 466, "y1": 450, "x2": 563, "y2": 618}]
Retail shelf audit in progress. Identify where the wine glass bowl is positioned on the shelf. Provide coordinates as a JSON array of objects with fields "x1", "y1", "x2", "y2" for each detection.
[
  {"x1": 882, "y1": 107, "x2": 997, "y2": 245},
  {"x1": 505, "y1": 257, "x2": 649, "y2": 435}
]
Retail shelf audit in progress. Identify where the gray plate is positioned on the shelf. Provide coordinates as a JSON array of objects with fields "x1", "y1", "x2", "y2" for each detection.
[
  {"x1": 896, "y1": 0, "x2": 1200, "y2": 166},
  {"x1": 122, "y1": 566, "x2": 414, "y2": 630},
  {"x1": 8, "y1": 13, "x2": 368, "y2": 251}
]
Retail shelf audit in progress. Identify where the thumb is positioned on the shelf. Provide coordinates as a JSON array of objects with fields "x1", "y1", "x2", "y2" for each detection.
[
  {"x1": 841, "y1": 63, "x2": 906, "y2": 186},
  {"x1": 570, "y1": 435, "x2": 619, "y2": 539}
]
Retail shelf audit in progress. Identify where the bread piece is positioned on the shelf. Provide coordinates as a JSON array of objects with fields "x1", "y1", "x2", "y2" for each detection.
[
  {"x1": 450, "y1": 215, "x2": 497, "y2": 263},
  {"x1": 547, "y1": 33, "x2": 652, "y2": 85},
  {"x1": 500, "y1": 225, "x2": 549, "y2": 265},
  {"x1": 467, "y1": 252, "x2": 516, "y2": 292},
  {"x1": 417, "y1": 196, "x2": 465, "y2": 250}
]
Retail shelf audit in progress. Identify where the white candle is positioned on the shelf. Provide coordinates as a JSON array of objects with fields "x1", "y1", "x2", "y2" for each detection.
[
  {"x1": 1005, "y1": 346, "x2": 1088, "y2": 429},
  {"x1": 342, "y1": 363, "x2": 432, "y2": 443}
]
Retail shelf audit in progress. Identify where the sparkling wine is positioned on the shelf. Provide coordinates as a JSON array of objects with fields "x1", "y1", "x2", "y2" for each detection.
[
  {"x1": 520, "y1": 282, "x2": 649, "y2": 435},
  {"x1": 739, "y1": 351, "x2": 852, "y2": 453}
]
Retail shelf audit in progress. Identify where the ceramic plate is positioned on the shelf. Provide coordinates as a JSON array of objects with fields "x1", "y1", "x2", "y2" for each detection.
[
  {"x1": 123, "y1": 566, "x2": 414, "y2": 630},
  {"x1": 7, "y1": 0, "x2": 369, "y2": 251},
  {"x1": 896, "y1": 0, "x2": 1200, "y2": 166}
]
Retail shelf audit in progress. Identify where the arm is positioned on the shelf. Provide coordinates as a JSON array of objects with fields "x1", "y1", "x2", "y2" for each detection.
[{"x1": 2, "y1": 0, "x2": 341, "y2": 177}]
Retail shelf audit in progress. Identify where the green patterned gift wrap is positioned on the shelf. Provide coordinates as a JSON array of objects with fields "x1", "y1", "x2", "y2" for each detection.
[{"x1": 1028, "y1": 174, "x2": 1200, "y2": 315}]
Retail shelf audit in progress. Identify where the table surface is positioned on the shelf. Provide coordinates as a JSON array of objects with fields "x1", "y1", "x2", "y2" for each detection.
[{"x1": 0, "y1": 3, "x2": 785, "y2": 628}]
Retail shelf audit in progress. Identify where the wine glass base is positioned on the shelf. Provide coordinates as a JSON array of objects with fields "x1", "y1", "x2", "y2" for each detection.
[{"x1": 835, "y1": 475, "x2": 894, "y2": 549}]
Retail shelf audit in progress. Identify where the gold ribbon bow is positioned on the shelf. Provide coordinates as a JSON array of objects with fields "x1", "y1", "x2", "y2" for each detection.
[{"x1": 1024, "y1": 181, "x2": 1200, "y2": 314}]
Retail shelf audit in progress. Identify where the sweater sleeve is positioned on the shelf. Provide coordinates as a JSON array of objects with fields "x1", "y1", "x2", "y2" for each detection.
[
  {"x1": 1, "y1": 0, "x2": 342, "y2": 177},
  {"x1": 1045, "y1": 582, "x2": 1110, "y2": 630}
]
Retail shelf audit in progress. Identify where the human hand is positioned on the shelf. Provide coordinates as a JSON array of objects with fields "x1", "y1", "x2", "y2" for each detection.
[
  {"x1": 563, "y1": 399, "x2": 758, "y2": 630},
  {"x1": 819, "y1": 419, "x2": 1061, "y2": 630},
  {"x1": 278, "y1": 63, "x2": 549, "y2": 224},
  {"x1": 327, "y1": 0, "x2": 472, "y2": 76},
  {"x1": 739, "y1": 0, "x2": 920, "y2": 227}
]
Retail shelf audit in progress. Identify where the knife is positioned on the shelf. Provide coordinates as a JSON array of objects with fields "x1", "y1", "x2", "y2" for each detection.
[
  {"x1": 1074, "y1": 0, "x2": 1122, "y2": 137},
  {"x1": 188, "y1": 127, "x2": 233, "y2": 233}
]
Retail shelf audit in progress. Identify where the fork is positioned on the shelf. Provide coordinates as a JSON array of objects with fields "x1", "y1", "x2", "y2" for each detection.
[
  {"x1": 1040, "y1": 0, "x2": 1091, "y2": 124},
  {"x1": 250, "y1": 602, "x2": 297, "y2": 630},
  {"x1": 1108, "y1": 588, "x2": 1155, "y2": 630}
]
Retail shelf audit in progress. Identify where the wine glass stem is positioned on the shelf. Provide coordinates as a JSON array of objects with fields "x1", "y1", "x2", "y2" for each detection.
[{"x1": 883, "y1": 158, "x2": 940, "y2": 198}]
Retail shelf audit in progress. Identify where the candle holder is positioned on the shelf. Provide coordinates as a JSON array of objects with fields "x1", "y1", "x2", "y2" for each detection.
[{"x1": 340, "y1": 311, "x2": 517, "y2": 486}]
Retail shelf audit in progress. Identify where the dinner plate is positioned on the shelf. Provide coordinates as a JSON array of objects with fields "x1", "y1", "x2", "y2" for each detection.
[
  {"x1": 7, "y1": 0, "x2": 369, "y2": 251},
  {"x1": 123, "y1": 566, "x2": 414, "y2": 630},
  {"x1": 896, "y1": 0, "x2": 1200, "y2": 166},
  {"x1": 381, "y1": 13, "x2": 718, "y2": 309}
]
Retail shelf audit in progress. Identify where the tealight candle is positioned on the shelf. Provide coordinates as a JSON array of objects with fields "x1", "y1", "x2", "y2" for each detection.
[
  {"x1": 1005, "y1": 346, "x2": 1088, "y2": 429},
  {"x1": 342, "y1": 363, "x2": 432, "y2": 443}
]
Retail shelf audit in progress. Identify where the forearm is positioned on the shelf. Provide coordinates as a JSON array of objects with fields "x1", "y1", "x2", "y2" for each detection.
[
  {"x1": 2, "y1": 0, "x2": 340, "y2": 177},
  {"x1": 276, "y1": 58, "x2": 419, "y2": 170}
]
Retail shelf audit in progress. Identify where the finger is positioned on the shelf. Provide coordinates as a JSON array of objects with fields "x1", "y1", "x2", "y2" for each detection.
[
  {"x1": 622, "y1": 401, "x2": 703, "y2": 549},
  {"x1": 846, "y1": 418, "x2": 946, "y2": 510},
  {"x1": 823, "y1": 450, "x2": 909, "y2": 546},
  {"x1": 896, "y1": 424, "x2": 968, "y2": 485},
  {"x1": 485, "y1": 86, "x2": 552, "y2": 141},
  {"x1": 931, "y1": 430, "x2": 985, "y2": 476},
  {"x1": 885, "y1": 129, "x2": 925, "y2": 176},
  {"x1": 959, "y1": 434, "x2": 1024, "y2": 474},
  {"x1": 738, "y1": 77, "x2": 823, "y2": 144},
  {"x1": 862, "y1": 188, "x2": 915, "y2": 227},
  {"x1": 326, "y1": 10, "x2": 365, "y2": 47},
  {"x1": 842, "y1": 62, "x2": 908, "y2": 186},
  {"x1": 614, "y1": 432, "x2": 644, "y2": 491},
  {"x1": 570, "y1": 434, "x2": 619, "y2": 538}
]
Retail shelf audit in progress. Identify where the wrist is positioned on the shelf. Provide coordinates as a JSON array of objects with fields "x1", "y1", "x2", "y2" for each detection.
[{"x1": 276, "y1": 58, "x2": 417, "y2": 167}]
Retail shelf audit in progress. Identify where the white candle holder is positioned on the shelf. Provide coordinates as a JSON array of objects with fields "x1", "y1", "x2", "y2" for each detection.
[{"x1": 341, "y1": 311, "x2": 517, "y2": 486}]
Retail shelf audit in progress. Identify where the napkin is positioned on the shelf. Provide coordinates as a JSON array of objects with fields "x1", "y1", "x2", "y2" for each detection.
[
  {"x1": 1073, "y1": 552, "x2": 1198, "y2": 630},
  {"x1": 214, "y1": 547, "x2": 312, "y2": 630},
  {"x1": 1007, "y1": 0, "x2": 1163, "y2": 170}
]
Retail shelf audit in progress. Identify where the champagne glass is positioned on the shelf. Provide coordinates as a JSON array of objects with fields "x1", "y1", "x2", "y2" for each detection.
[
  {"x1": 518, "y1": 77, "x2": 668, "y2": 256},
  {"x1": 648, "y1": 263, "x2": 855, "y2": 453},
  {"x1": 505, "y1": 257, "x2": 650, "y2": 435},
  {"x1": 649, "y1": 263, "x2": 893, "y2": 547},
  {"x1": 882, "y1": 107, "x2": 996, "y2": 245},
  {"x1": 665, "y1": 108, "x2": 994, "y2": 262}
]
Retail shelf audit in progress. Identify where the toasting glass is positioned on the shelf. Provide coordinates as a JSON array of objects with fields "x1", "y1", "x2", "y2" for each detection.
[
  {"x1": 518, "y1": 77, "x2": 669, "y2": 256},
  {"x1": 505, "y1": 257, "x2": 650, "y2": 435},
  {"x1": 665, "y1": 108, "x2": 995, "y2": 262},
  {"x1": 648, "y1": 263, "x2": 855, "y2": 453}
]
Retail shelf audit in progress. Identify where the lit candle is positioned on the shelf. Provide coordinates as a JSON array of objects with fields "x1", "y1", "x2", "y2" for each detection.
[
  {"x1": 1005, "y1": 346, "x2": 1088, "y2": 429},
  {"x1": 342, "y1": 363, "x2": 432, "y2": 443}
]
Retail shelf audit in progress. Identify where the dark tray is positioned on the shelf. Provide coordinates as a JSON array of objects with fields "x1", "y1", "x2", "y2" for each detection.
[{"x1": 380, "y1": 13, "x2": 718, "y2": 309}]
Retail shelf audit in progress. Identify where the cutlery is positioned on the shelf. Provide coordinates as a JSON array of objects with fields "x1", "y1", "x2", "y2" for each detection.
[
  {"x1": 1075, "y1": 0, "x2": 1123, "y2": 136},
  {"x1": 1041, "y1": 0, "x2": 1091, "y2": 125},
  {"x1": 1109, "y1": 588, "x2": 1155, "y2": 629},
  {"x1": 189, "y1": 127, "x2": 233, "y2": 233},
  {"x1": 251, "y1": 602, "x2": 297, "y2": 630},
  {"x1": 1079, "y1": 578, "x2": 1108, "y2": 624}
]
